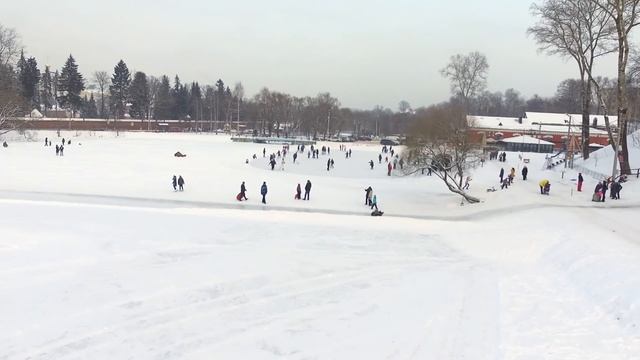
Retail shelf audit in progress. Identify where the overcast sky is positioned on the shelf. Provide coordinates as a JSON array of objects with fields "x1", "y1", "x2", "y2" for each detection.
[{"x1": 2, "y1": 0, "x2": 618, "y2": 109}]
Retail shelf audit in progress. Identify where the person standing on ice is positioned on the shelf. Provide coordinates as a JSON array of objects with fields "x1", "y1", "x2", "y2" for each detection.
[
  {"x1": 369, "y1": 160, "x2": 374, "y2": 170},
  {"x1": 378, "y1": 154, "x2": 382, "y2": 164},
  {"x1": 387, "y1": 162, "x2": 392, "y2": 176},
  {"x1": 304, "y1": 180, "x2": 312, "y2": 200},
  {"x1": 295, "y1": 183, "x2": 302, "y2": 200},
  {"x1": 59, "y1": 145, "x2": 64, "y2": 156},
  {"x1": 327, "y1": 158, "x2": 331, "y2": 171},
  {"x1": 55, "y1": 144, "x2": 60, "y2": 156},
  {"x1": 522, "y1": 166, "x2": 528, "y2": 180},
  {"x1": 293, "y1": 152, "x2": 298, "y2": 163},
  {"x1": 261, "y1": 182, "x2": 268, "y2": 204},
  {"x1": 178, "y1": 176, "x2": 185, "y2": 191},
  {"x1": 172, "y1": 175, "x2": 177, "y2": 191},
  {"x1": 499, "y1": 168, "x2": 504, "y2": 183},
  {"x1": 577, "y1": 173, "x2": 584, "y2": 192},
  {"x1": 44, "y1": 137, "x2": 48, "y2": 146}
]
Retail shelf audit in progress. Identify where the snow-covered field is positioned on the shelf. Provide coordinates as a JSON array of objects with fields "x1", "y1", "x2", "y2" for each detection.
[{"x1": 1, "y1": 131, "x2": 639, "y2": 359}]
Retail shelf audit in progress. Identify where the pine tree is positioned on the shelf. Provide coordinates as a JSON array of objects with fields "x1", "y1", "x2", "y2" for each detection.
[
  {"x1": 58, "y1": 55, "x2": 85, "y2": 116},
  {"x1": 109, "y1": 60, "x2": 131, "y2": 119},
  {"x1": 153, "y1": 75, "x2": 172, "y2": 120},
  {"x1": 41, "y1": 66, "x2": 53, "y2": 115},
  {"x1": 189, "y1": 82, "x2": 202, "y2": 121},
  {"x1": 129, "y1": 71, "x2": 149, "y2": 119},
  {"x1": 17, "y1": 51, "x2": 41, "y2": 108},
  {"x1": 86, "y1": 93, "x2": 98, "y2": 118}
]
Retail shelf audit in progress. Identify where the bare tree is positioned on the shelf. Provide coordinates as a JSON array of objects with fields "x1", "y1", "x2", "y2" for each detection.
[
  {"x1": 528, "y1": 0, "x2": 615, "y2": 160},
  {"x1": 403, "y1": 103, "x2": 481, "y2": 204},
  {"x1": 93, "y1": 71, "x2": 109, "y2": 118},
  {"x1": 0, "y1": 90, "x2": 23, "y2": 136},
  {"x1": 440, "y1": 51, "x2": 489, "y2": 109},
  {"x1": 0, "y1": 24, "x2": 21, "y2": 67},
  {"x1": 593, "y1": 0, "x2": 640, "y2": 176}
]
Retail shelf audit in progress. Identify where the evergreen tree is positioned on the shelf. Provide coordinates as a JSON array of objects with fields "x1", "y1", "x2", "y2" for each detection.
[
  {"x1": 129, "y1": 71, "x2": 150, "y2": 119},
  {"x1": 17, "y1": 51, "x2": 40, "y2": 108},
  {"x1": 109, "y1": 60, "x2": 131, "y2": 119},
  {"x1": 58, "y1": 55, "x2": 85, "y2": 116},
  {"x1": 87, "y1": 93, "x2": 98, "y2": 118},
  {"x1": 189, "y1": 82, "x2": 202, "y2": 121},
  {"x1": 215, "y1": 79, "x2": 225, "y2": 122},
  {"x1": 41, "y1": 66, "x2": 53, "y2": 115},
  {"x1": 153, "y1": 75, "x2": 172, "y2": 120}
]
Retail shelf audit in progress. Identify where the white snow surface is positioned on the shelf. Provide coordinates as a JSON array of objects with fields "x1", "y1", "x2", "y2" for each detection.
[{"x1": 1, "y1": 131, "x2": 640, "y2": 359}]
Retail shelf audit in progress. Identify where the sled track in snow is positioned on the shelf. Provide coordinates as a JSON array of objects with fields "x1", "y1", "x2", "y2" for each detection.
[{"x1": 0, "y1": 189, "x2": 639, "y2": 222}]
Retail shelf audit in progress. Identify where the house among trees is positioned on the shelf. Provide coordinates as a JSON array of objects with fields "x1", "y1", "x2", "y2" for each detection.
[{"x1": 467, "y1": 112, "x2": 617, "y2": 150}]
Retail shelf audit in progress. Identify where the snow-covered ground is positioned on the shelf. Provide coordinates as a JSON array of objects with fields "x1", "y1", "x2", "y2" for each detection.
[{"x1": 1, "y1": 131, "x2": 639, "y2": 359}]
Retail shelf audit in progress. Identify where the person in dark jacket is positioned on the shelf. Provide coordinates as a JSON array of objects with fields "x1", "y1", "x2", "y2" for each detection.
[
  {"x1": 177, "y1": 175, "x2": 185, "y2": 191},
  {"x1": 295, "y1": 183, "x2": 302, "y2": 200},
  {"x1": 600, "y1": 180, "x2": 608, "y2": 202},
  {"x1": 522, "y1": 166, "x2": 528, "y2": 180},
  {"x1": 577, "y1": 173, "x2": 584, "y2": 192},
  {"x1": 369, "y1": 160, "x2": 374, "y2": 169},
  {"x1": 304, "y1": 180, "x2": 312, "y2": 200},
  {"x1": 499, "y1": 168, "x2": 504, "y2": 183},
  {"x1": 293, "y1": 152, "x2": 298, "y2": 163},
  {"x1": 365, "y1": 186, "x2": 373, "y2": 205},
  {"x1": 240, "y1": 181, "x2": 248, "y2": 200},
  {"x1": 387, "y1": 162, "x2": 392, "y2": 176},
  {"x1": 611, "y1": 181, "x2": 622, "y2": 199},
  {"x1": 44, "y1": 137, "x2": 48, "y2": 146},
  {"x1": 378, "y1": 154, "x2": 382, "y2": 164},
  {"x1": 55, "y1": 144, "x2": 60, "y2": 155},
  {"x1": 261, "y1": 182, "x2": 268, "y2": 204},
  {"x1": 59, "y1": 145, "x2": 64, "y2": 156},
  {"x1": 172, "y1": 175, "x2": 177, "y2": 191},
  {"x1": 327, "y1": 159, "x2": 331, "y2": 171}
]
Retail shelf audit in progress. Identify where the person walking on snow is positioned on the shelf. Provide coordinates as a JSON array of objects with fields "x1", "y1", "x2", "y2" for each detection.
[
  {"x1": 463, "y1": 176, "x2": 471, "y2": 190},
  {"x1": 369, "y1": 160, "x2": 374, "y2": 170},
  {"x1": 522, "y1": 166, "x2": 528, "y2": 180},
  {"x1": 240, "y1": 181, "x2": 248, "y2": 200},
  {"x1": 55, "y1": 144, "x2": 60, "y2": 156},
  {"x1": 44, "y1": 137, "x2": 48, "y2": 146},
  {"x1": 172, "y1": 175, "x2": 177, "y2": 191},
  {"x1": 177, "y1": 176, "x2": 185, "y2": 191},
  {"x1": 370, "y1": 194, "x2": 378, "y2": 211},
  {"x1": 499, "y1": 168, "x2": 504, "y2": 183},
  {"x1": 378, "y1": 154, "x2": 382, "y2": 164},
  {"x1": 387, "y1": 162, "x2": 392, "y2": 176},
  {"x1": 293, "y1": 152, "x2": 298, "y2": 163},
  {"x1": 327, "y1": 158, "x2": 331, "y2": 171},
  {"x1": 577, "y1": 173, "x2": 584, "y2": 192},
  {"x1": 304, "y1": 180, "x2": 312, "y2": 200},
  {"x1": 295, "y1": 183, "x2": 302, "y2": 200},
  {"x1": 261, "y1": 182, "x2": 268, "y2": 204},
  {"x1": 509, "y1": 168, "x2": 516, "y2": 184}
]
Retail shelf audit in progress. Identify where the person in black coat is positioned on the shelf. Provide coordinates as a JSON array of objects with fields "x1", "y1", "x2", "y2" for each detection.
[
  {"x1": 260, "y1": 182, "x2": 268, "y2": 204},
  {"x1": 240, "y1": 181, "x2": 248, "y2": 200},
  {"x1": 499, "y1": 168, "x2": 504, "y2": 183},
  {"x1": 364, "y1": 186, "x2": 373, "y2": 205},
  {"x1": 522, "y1": 166, "x2": 528, "y2": 180},
  {"x1": 177, "y1": 175, "x2": 185, "y2": 191},
  {"x1": 172, "y1": 175, "x2": 177, "y2": 191},
  {"x1": 304, "y1": 180, "x2": 312, "y2": 200},
  {"x1": 578, "y1": 173, "x2": 584, "y2": 192},
  {"x1": 600, "y1": 180, "x2": 608, "y2": 202}
]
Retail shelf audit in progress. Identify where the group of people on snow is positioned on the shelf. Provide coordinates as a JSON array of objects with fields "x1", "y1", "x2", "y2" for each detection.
[{"x1": 171, "y1": 175, "x2": 185, "y2": 191}]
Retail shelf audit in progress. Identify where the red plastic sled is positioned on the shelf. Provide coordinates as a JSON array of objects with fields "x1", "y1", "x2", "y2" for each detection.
[{"x1": 236, "y1": 193, "x2": 243, "y2": 201}]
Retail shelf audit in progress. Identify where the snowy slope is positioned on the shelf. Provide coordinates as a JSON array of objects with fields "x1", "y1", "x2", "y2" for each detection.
[{"x1": 1, "y1": 131, "x2": 640, "y2": 359}]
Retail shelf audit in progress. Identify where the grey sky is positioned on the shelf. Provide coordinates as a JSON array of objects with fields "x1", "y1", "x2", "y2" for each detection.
[{"x1": 2, "y1": 0, "x2": 617, "y2": 109}]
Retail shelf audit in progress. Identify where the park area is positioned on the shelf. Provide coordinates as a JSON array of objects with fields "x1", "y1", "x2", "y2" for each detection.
[{"x1": 1, "y1": 131, "x2": 640, "y2": 359}]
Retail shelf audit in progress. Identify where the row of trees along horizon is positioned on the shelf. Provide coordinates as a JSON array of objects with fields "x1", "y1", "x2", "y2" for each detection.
[{"x1": 1, "y1": 0, "x2": 639, "y2": 176}]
